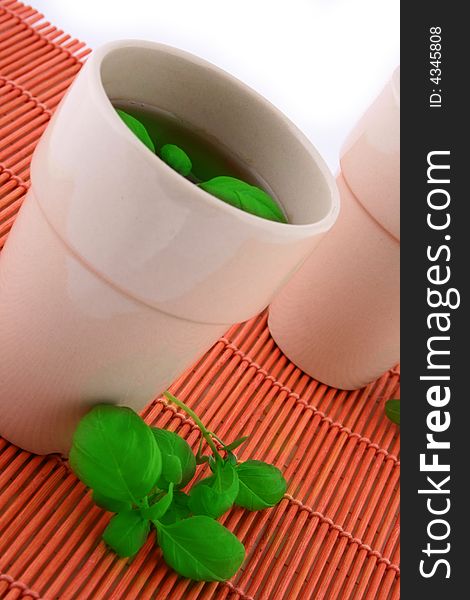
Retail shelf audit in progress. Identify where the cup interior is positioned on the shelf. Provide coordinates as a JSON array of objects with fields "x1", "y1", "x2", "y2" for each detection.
[{"x1": 99, "y1": 43, "x2": 336, "y2": 227}]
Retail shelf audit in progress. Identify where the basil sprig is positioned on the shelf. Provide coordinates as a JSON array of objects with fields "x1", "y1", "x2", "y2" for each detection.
[{"x1": 69, "y1": 393, "x2": 287, "y2": 581}]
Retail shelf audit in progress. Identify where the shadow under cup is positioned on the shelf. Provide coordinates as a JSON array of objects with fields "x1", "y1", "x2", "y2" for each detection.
[{"x1": 0, "y1": 40, "x2": 339, "y2": 455}]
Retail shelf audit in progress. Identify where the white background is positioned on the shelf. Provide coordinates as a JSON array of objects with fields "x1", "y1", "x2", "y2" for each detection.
[{"x1": 31, "y1": 0, "x2": 399, "y2": 171}]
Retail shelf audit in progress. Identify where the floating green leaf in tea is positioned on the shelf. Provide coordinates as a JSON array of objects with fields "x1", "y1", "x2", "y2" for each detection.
[
  {"x1": 160, "y1": 144, "x2": 192, "y2": 176},
  {"x1": 116, "y1": 109, "x2": 155, "y2": 152},
  {"x1": 199, "y1": 176, "x2": 287, "y2": 223}
]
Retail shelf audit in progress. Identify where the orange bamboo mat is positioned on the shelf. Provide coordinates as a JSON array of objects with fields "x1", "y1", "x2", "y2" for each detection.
[{"x1": 0, "y1": 2, "x2": 400, "y2": 598}]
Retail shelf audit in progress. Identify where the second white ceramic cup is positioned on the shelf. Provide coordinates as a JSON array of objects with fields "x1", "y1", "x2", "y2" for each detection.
[
  {"x1": 268, "y1": 69, "x2": 400, "y2": 390},
  {"x1": 0, "y1": 40, "x2": 339, "y2": 455}
]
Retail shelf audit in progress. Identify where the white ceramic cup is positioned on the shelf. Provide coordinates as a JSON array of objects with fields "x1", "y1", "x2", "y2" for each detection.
[
  {"x1": 0, "y1": 40, "x2": 339, "y2": 455},
  {"x1": 268, "y1": 68, "x2": 400, "y2": 390}
]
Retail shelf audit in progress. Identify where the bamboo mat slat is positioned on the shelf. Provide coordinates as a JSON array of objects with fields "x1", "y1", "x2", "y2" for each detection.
[{"x1": 0, "y1": 2, "x2": 400, "y2": 598}]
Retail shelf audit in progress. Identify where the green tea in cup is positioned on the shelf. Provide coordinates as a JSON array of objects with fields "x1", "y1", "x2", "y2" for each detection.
[{"x1": 114, "y1": 101, "x2": 288, "y2": 223}]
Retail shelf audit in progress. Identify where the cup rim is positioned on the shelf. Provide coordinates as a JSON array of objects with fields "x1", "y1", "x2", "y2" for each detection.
[{"x1": 87, "y1": 39, "x2": 339, "y2": 235}]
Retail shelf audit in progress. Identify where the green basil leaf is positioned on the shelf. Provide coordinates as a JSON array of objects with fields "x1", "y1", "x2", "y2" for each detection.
[
  {"x1": 151, "y1": 428, "x2": 196, "y2": 490},
  {"x1": 92, "y1": 491, "x2": 132, "y2": 513},
  {"x1": 70, "y1": 405, "x2": 161, "y2": 503},
  {"x1": 226, "y1": 452, "x2": 238, "y2": 466},
  {"x1": 160, "y1": 144, "x2": 192, "y2": 176},
  {"x1": 224, "y1": 435, "x2": 249, "y2": 452},
  {"x1": 235, "y1": 460, "x2": 286, "y2": 510},
  {"x1": 385, "y1": 399, "x2": 400, "y2": 425},
  {"x1": 156, "y1": 516, "x2": 245, "y2": 581},
  {"x1": 198, "y1": 176, "x2": 287, "y2": 223},
  {"x1": 159, "y1": 491, "x2": 191, "y2": 525},
  {"x1": 102, "y1": 510, "x2": 150, "y2": 557},
  {"x1": 142, "y1": 484, "x2": 174, "y2": 522},
  {"x1": 188, "y1": 461, "x2": 239, "y2": 519},
  {"x1": 116, "y1": 109, "x2": 155, "y2": 152},
  {"x1": 163, "y1": 455, "x2": 182, "y2": 485}
]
